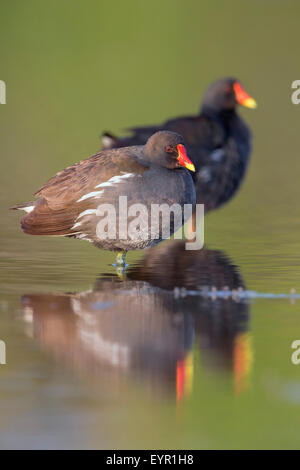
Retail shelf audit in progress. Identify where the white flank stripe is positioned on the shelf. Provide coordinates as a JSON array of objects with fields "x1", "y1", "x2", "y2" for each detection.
[
  {"x1": 72, "y1": 222, "x2": 81, "y2": 230},
  {"x1": 77, "y1": 190, "x2": 104, "y2": 202},
  {"x1": 77, "y1": 234, "x2": 93, "y2": 243},
  {"x1": 102, "y1": 135, "x2": 114, "y2": 147},
  {"x1": 19, "y1": 205, "x2": 35, "y2": 213},
  {"x1": 77, "y1": 173, "x2": 133, "y2": 203},
  {"x1": 77, "y1": 209, "x2": 97, "y2": 219},
  {"x1": 95, "y1": 173, "x2": 133, "y2": 189}
]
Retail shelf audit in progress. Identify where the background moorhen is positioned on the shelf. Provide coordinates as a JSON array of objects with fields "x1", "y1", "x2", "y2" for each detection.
[
  {"x1": 11, "y1": 131, "x2": 196, "y2": 265},
  {"x1": 102, "y1": 77, "x2": 256, "y2": 212}
]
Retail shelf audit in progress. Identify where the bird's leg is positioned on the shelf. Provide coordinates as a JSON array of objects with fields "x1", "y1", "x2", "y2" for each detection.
[
  {"x1": 114, "y1": 251, "x2": 128, "y2": 279},
  {"x1": 115, "y1": 251, "x2": 127, "y2": 266},
  {"x1": 186, "y1": 208, "x2": 197, "y2": 241}
]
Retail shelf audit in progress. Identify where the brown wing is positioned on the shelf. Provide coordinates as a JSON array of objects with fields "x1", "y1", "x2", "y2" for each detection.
[
  {"x1": 21, "y1": 197, "x2": 78, "y2": 236},
  {"x1": 34, "y1": 149, "x2": 144, "y2": 208},
  {"x1": 21, "y1": 148, "x2": 146, "y2": 236}
]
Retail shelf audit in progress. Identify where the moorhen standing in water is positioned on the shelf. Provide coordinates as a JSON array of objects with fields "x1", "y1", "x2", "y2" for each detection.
[
  {"x1": 10, "y1": 131, "x2": 196, "y2": 266},
  {"x1": 102, "y1": 77, "x2": 257, "y2": 212}
]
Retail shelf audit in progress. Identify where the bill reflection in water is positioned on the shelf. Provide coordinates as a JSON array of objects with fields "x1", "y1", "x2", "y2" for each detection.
[{"x1": 21, "y1": 240, "x2": 252, "y2": 400}]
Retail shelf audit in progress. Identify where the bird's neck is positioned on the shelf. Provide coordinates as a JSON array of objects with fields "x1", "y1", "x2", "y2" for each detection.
[{"x1": 201, "y1": 105, "x2": 236, "y2": 121}]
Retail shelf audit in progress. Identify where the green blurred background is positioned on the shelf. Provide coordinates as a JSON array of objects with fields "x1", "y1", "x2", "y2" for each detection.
[{"x1": 1, "y1": 0, "x2": 300, "y2": 449}]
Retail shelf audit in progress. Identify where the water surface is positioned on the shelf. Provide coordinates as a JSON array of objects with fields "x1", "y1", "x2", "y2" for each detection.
[{"x1": 1, "y1": 0, "x2": 300, "y2": 449}]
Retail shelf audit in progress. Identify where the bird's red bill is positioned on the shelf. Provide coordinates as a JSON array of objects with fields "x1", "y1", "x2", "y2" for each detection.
[
  {"x1": 177, "y1": 144, "x2": 195, "y2": 172},
  {"x1": 233, "y1": 82, "x2": 257, "y2": 109}
]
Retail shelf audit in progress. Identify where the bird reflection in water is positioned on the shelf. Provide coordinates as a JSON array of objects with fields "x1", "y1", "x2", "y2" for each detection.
[{"x1": 21, "y1": 240, "x2": 252, "y2": 401}]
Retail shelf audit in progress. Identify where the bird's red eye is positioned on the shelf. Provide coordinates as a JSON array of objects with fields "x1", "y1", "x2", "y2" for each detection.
[
  {"x1": 223, "y1": 85, "x2": 232, "y2": 94},
  {"x1": 166, "y1": 145, "x2": 173, "y2": 153}
]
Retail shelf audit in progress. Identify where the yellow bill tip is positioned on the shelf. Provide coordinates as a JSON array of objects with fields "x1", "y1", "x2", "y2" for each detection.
[
  {"x1": 185, "y1": 162, "x2": 196, "y2": 172},
  {"x1": 242, "y1": 97, "x2": 257, "y2": 109}
]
